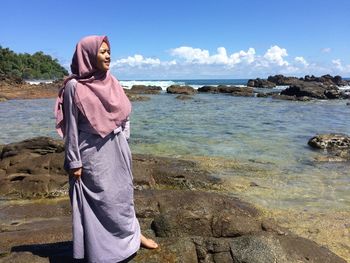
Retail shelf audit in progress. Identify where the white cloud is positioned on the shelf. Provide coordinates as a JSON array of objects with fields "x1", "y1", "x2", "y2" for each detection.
[
  {"x1": 321, "y1": 47, "x2": 331, "y2": 53},
  {"x1": 294, "y1": 56, "x2": 309, "y2": 67},
  {"x1": 332, "y1": 59, "x2": 342, "y2": 70},
  {"x1": 170, "y1": 46, "x2": 256, "y2": 66},
  {"x1": 109, "y1": 45, "x2": 350, "y2": 79},
  {"x1": 263, "y1": 45, "x2": 289, "y2": 66},
  {"x1": 331, "y1": 59, "x2": 350, "y2": 73},
  {"x1": 170, "y1": 47, "x2": 210, "y2": 64},
  {"x1": 112, "y1": 54, "x2": 161, "y2": 67}
]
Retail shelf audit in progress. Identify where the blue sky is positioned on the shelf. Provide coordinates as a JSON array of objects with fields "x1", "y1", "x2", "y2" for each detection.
[{"x1": 1, "y1": 0, "x2": 350, "y2": 79}]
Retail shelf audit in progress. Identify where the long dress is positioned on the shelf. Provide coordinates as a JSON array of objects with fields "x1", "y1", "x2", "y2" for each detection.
[{"x1": 63, "y1": 79, "x2": 141, "y2": 263}]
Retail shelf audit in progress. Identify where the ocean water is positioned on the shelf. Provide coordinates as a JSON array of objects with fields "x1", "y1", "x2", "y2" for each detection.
[{"x1": 1, "y1": 79, "x2": 349, "y2": 211}]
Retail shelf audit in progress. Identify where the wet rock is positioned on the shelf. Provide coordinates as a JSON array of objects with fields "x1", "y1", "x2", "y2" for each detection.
[
  {"x1": 272, "y1": 94, "x2": 311, "y2": 101},
  {"x1": 267, "y1": 75, "x2": 300, "y2": 86},
  {"x1": 267, "y1": 74, "x2": 349, "y2": 87},
  {"x1": 247, "y1": 78, "x2": 276, "y2": 88},
  {"x1": 198, "y1": 85, "x2": 254, "y2": 97},
  {"x1": 0, "y1": 138, "x2": 347, "y2": 262},
  {"x1": 308, "y1": 134, "x2": 350, "y2": 150},
  {"x1": 128, "y1": 85, "x2": 162, "y2": 94},
  {"x1": 126, "y1": 93, "x2": 151, "y2": 101},
  {"x1": 132, "y1": 154, "x2": 223, "y2": 191},
  {"x1": 308, "y1": 134, "x2": 350, "y2": 162},
  {"x1": 0, "y1": 139, "x2": 223, "y2": 198},
  {"x1": 176, "y1": 94, "x2": 193, "y2": 100},
  {"x1": 167, "y1": 85, "x2": 197, "y2": 95},
  {"x1": 280, "y1": 82, "x2": 341, "y2": 99}
]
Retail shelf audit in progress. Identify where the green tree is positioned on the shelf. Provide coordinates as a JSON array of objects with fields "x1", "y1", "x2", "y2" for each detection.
[{"x1": 0, "y1": 46, "x2": 68, "y2": 80}]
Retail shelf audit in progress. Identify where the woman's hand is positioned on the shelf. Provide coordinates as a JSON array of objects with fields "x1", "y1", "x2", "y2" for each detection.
[{"x1": 70, "y1": 167, "x2": 83, "y2": 179}]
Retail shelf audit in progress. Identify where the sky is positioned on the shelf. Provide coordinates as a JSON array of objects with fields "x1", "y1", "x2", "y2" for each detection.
[{"x1": 1, "y1": 0, "x2": 350, "y2": 80}]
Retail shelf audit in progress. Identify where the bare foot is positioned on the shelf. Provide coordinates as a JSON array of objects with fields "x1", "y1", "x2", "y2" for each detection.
[{"x1": 141, "y1": 234, "x2": 158, "y2": 249}]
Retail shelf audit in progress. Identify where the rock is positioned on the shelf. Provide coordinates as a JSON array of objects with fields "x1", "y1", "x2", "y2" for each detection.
[
  {"x1": 303, "y1": 74, "x2": 348, "y2": 86},
  {"x1": 126, "y1": 93, "x2": 151, "y2": 101},
  {"x1": 247, "y1": 78, "x2": 276, "y2": 88},
  {"x1": 197, "y1": 85, "x2": 219, "y2": 93},
  {"x1": 0, "y1": 138, "x2": 347, "y2": 262},
  {"x1": 0, "y1": 140, "x2": 223, "y2": 198},
  {"x1": 0, "y1": 252, "x2": 49, "y2": 263},
  {"x1": 0, "y1": 96, "x2": 8, "y2": 102},
  {"x1": 267, "y1": 75, "x2": 300, "y2": 86},
  {"x1": 308, "y1": 134, "x2": 350, "y2": 162},
  {"x1": 280, "y1": 82, "x2": 341, "y2": 99},
  {"x1": 272, "y1": 94, "x2": 311, "y2": 101},
  {"x1": 230, "y1": 232, "x2": 346, "y2": 263},
  {"x1": 176, "y1": 95, "x2": 193, "y2": 100},
  {"x1": 0, "y1": 138, "x2": 67, "y2": 199},
  {"x1": 231, "y1": 87, "x2": 254, "y2": 97},
  {"x1": 132, "y1": 154, "x2": 222, "y2": 191},
  {"x1": 128, "y1": 85, "x2": 162, "y2": 94},
  {"x1": 150, "y1": 190, "x2": 260, "y2": 238},
  {"x1": 308, "y1": 134, "x2": 350, "y2": 150},
  {"x1": 0, "y1": 78, "x2": 62, "y2": 100},
  {"x1": 167, "y1": 85, "x2": 197, "y2": 95},
  {"x1": 197, "y1": 85, "x2": 254, "y2": 96}
]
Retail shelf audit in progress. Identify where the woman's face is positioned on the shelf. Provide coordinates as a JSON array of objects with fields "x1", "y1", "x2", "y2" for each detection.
[{"x1": 96, "y1": 41, "x2": 111, "y2": 71}]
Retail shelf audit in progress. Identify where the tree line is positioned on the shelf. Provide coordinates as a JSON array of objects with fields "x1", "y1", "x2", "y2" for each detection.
[{"x1": 0, "y1": 46, "x2": 68, "y2": 80}]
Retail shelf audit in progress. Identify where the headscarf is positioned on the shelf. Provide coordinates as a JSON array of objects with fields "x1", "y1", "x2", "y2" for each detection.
[{"x1": 55, "y1": 35, "x2": 131, "y2": 138}]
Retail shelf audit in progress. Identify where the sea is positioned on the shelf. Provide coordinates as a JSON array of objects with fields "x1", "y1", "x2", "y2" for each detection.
[{"x1": 1, "y1": 79, "x2": 350, "y2": 212}]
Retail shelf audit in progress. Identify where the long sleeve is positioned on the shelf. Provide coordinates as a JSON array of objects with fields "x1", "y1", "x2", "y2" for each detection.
[{"x1": 63, "y1": 80, "x2": 82, "y2": 170}]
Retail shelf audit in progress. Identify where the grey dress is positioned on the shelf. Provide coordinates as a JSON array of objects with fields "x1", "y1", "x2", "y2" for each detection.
[{"x1": 63, "y1": 79, "x2": 141, "y2": 263}]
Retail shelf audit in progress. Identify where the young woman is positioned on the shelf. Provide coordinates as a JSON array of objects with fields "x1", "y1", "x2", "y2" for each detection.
[{"x1": 55, "y1": 35, "x2": 158, "y2": 263}]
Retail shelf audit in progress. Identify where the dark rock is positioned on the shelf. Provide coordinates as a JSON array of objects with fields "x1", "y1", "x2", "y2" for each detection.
[
  {"x1": 126, "y1": 93, "x2": 151, "y2": 102},
  {"x1": 176, "y1": 95, "x2": 193, "y2": 100},
  {"x1": 230, "y1": 232, "x2": 346, "y2": 263},
  {"x1": 128, "y1": 85, "x2": 162, "y2": 94},
  {"x1": 280, "y1": 82, "x2": 340, "y2": 99},
  {"x1": 197, "y1": 85, "x2": 219, "y2": 93},
  {"x1": 132, "y1": 154, "x2": 222, "y2": 191},
  {"x1": 150, "y1": 190, "x2": 260, "y2": 238},
  {"x1": 231, "y1": 87, "x2": 254, "y2": 97},
  {"x1": 272, "y1": 94, "x2": 311, "y2": 101},
  {"x1": 198, "y1": 85, "x2": 254, "y2": 97},
  {"x1": 247, "y1": 78, "x2": 276, "y2": 88},
  {"x1": 0, "y1": 137, "x2": 67, "y2": 198},
  {"x1": 0, "y1": 140, "x2": 223, "y2": 198},
  {"x1": 166, "y1": 85, "x2": 197, "y2": 95},
  {"x1": 0, "y1": 138, "x2": 347, "y2": 262},
  {"x1": 267, "y1": 75, "x2": 300, "y2": 86},
  {"x1": 267, "y1": 74, "x2": 349, "y2": 87},
  {"x1": 303, "y1": 74, "x2": 348, "y2": 86}
]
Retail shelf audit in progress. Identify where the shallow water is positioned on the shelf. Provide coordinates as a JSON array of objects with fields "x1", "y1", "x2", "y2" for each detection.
[{"x1": 0, "y1": 93, "x2": 349, "y2": 211}]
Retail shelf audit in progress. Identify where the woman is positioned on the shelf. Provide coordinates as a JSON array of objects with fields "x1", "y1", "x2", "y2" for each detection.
[{"x1": 55, "y1": 35, "x2": 158, "y2": 263}]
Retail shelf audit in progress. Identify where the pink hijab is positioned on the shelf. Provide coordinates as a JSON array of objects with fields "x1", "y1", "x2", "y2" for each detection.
[{"x1": 55, "y1": 35, "x2": 131, "y2": 138}]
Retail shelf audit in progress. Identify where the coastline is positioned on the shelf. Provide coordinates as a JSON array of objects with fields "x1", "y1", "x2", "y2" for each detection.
[
  {"x1": 0, "y1": 138, "x2": 349, "y2": 262},
  {"x1": 0, "y1": 75, "x2": 349, "y2": 261}
]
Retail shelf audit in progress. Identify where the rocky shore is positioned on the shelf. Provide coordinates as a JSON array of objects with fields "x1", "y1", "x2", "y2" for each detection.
[
  {"x1": 0, "y1": 137, "x2": 348, "y2": 262},
  {"x1": 1, "y1": 74, "x2": 349, "y2": 102}
]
